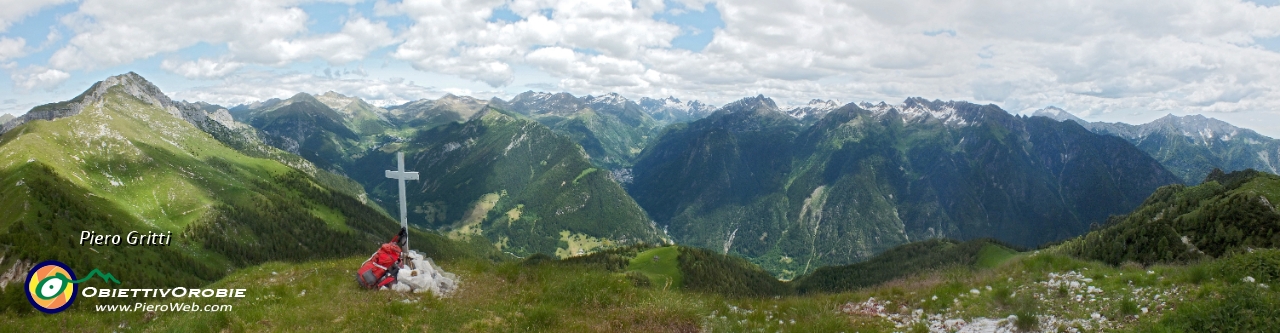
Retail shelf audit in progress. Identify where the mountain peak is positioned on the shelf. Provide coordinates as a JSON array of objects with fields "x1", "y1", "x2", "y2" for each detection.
[
  {"x1": 637, "y1": 96, "x2": 716, "y2": 122},
  {"x1": 2, "y1": 72, "x2": 242, "y2": 135},
  {"x1": 895, "y1": 98, "x2": 973, "y2": 126},
  {"x1": 2, "y1": 72, "x2": 182, "y2": 133},
  {"x1": 858, "y1": 101, "x2": 893, "y2": 114},
  {"x1": 1145, "y1": 113, "x2": 1246, "y2": 141},
  {"x1": 98, "y1": 72, "x2": 177, "y2": 109},
  {"x1": 722, "y1": 95, "x2": 778, "y2": 112},
  {"x1": 785, "y1": 99, "x2": 842, "y2": 119},
  {"x1": 1032, "y1": 106, "x2": 1086, "y2": 124},
  {"x1": 314, "y1": 91, "x2": 378, "y2": 115},
  {"x1": 507, "y1": 91, "x2": 584, "y2": 116},
  {"x1": 584, "y1": 92, "x2": 630, "y2": 107},
  {"x1": 287, "y1": 92, "x2": 317, "y2": 101}
]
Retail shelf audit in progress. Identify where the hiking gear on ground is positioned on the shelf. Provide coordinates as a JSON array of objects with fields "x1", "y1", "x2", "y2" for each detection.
[
  {"x1": 393, "y1": 227, "x2": 408, "y2": 247},
  {"x1": 356, "y1": 242, "x2": 402, "y2": 289}
]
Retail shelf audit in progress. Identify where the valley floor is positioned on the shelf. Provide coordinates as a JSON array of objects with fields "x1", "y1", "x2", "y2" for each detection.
[{"x1": 3, "y1": 248, "x2": 1277, "y2": 332}]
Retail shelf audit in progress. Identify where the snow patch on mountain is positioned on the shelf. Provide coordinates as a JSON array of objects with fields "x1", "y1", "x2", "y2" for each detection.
[
  {"x1": 858, "y1": 98, "x2": 971, "y2": 127},
  {"x1": 1032, "y1": 106, "x2": 1086, "y2": 124},
  {"x1": 721, "y1": 95, "x2": 779, "y2": 113},
  {"x1": 506, "y1": 91, "x2": 583, "y2": 116},
  {"x1": 638, "y1": 96, "x2": 715, "y2": 121},
  {"x1": 900, "y1": 99, "x2": 962, "y2": 125},
  {"x1": 785, "y1": 99, "x2": 841, "y2": 119},
  {"x1": 584, "y1": 92, "x2": 627, "y2": 108}
]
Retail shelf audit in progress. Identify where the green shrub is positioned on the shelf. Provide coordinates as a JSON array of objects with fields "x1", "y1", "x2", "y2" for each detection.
[
  {"x1": 1184, "y1": 265, "x2": 1210, "y2": 284},
  {"x1": 625, "y1": 271, "x2": 651, "y2": 288},
  {"x1": 992, "y1": 286, "x2": 1013, "y2": 307},
  {"x1": 1013, "y1": 312, "x2": 1039, "y2": 332},
  {"x1": 1208, "y1": 248, "x2": 1280, "y2": 284},
  {"x1": 1150, "y1": 284, "x2": 1280, "y2": 332},
  {"x1": 1118, "y1": 298, "x2": 1140, "y2": 317},
  {"x1": 521, "y1": 305, "x2": 559, "y2": 331}
]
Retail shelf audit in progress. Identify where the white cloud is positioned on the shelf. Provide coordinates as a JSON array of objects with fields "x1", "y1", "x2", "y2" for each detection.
[
  {"x1": 229, "y1": 16, "x2": 397, "y2": 65},
  {"x1": 169, "y1": 70, "x2": 468, "y2": 107},
  {"x1": 14, "y1": 0, "x2": 1280, "y2": 136},
  {"x1": 11, "y1": 66, "x2": 70, "y2": 91},
  {"x1": 47, "y1": 0, "x2": 394, "y2": 70},
  {"x1": 618, "y1": 0, "x2": 1280, "y2": 125},
  {"x1": 160, "y1": 57, "x2": 244, "y2": 79},
  {"x1": 387, "y1": 0, "x2": 679, "y2": 87},
  {"x1": 50, "y1": 0, "x2": 307, "y2": 70},
  {"x1": 0, "y1": 37, "x2": 25, "y2": 61},
  {"x1": 0, "y1": 0, "x2": 74, "y2": 33}
]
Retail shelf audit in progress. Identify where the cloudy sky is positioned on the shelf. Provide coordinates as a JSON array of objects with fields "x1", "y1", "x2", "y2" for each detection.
[{"x1": 3, "y1": 0, "x2": 1280, "y2": 135}]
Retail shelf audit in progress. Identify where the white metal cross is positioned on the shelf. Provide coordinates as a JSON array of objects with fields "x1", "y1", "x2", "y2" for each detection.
[{"x1": 385, "y1": 152, "x2": 419, "y2": 250}]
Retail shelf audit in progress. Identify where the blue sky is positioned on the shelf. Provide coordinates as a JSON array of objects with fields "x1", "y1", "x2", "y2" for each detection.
[{"x1": 3, "y1": 0, "x2": 1280, "y2": 137}]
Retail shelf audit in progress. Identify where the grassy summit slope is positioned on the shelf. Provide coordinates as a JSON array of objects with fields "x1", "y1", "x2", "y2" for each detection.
[
  {"x1": 0, "y1": 74, "x2": 402, "y2": 313},
  {"x1": 6, "y1": 165, "x2": 1279, "y2": 332},
  {"x1": 792, "y1": 238, "x2": 1018, "y2": 294},
  {"x1": 627, "y1": 246, "x2": 682, "y2": 290},
  {"x1": 6, "y1": 241, "x2": 1278, "y2": 332}
]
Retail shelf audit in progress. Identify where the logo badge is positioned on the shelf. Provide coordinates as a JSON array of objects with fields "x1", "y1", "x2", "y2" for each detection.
[{"x1": 26, "y1": 260, "x2": 78, "y2": 314}]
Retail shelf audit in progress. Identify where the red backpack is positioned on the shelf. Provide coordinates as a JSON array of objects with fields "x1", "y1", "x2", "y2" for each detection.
[{"x1": 356, "y1": 243, "x2": 402, "y2": 289}]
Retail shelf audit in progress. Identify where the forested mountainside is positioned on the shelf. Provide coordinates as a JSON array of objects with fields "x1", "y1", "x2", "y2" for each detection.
[
  {"x1": 347, "y1": 107, "x2": 667, "y2": 258},
  {"x1": 631, "y1": 96, "x2": 1180, "y2": 278}
]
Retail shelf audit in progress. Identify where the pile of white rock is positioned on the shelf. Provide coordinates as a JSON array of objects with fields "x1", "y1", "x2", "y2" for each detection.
[{"x1": 388, "y1": 250, "x2": 460, "y2": 297}]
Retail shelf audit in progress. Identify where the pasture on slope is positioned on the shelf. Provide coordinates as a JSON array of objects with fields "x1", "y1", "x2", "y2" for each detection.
[{"x1": 5, "y1": 241, "x2": 1278, "y2": 332}]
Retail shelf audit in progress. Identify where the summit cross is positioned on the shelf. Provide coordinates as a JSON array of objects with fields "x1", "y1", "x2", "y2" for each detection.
[{"x1": 385, "y1": 152, "x2": 419, "y2": 251}]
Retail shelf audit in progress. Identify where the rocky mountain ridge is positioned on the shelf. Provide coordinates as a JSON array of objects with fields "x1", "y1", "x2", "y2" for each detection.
[
  {"x1": 1033, "y1": 107, "x2": 1280, "y2": 183},
  {"x1": 2, "y1": 72, "x2": 218, "y2": 134}
]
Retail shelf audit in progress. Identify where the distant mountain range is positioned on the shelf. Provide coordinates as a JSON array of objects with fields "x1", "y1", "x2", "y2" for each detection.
[
  {"x1": 489, "y1": 91, "x2": 664, "y2": 169},
  {"x1": 1034, "y1": 107, "x2": 1280, "y2": 184},
  {"x1": 221, "y1": 89, "x2": 674, "y2": 258},
  {"x1": 348, "y1": 106, "x2": 669, "y2": 258},
  {"x1": 7, "y1": 72, "x2": 1278, "y2": 280},
  {"x1": 228, "y1": 91, "x2": 394, "y2": 175},
  {"x1": 638, "y1": 96, "x2": 717, "y2": 124},
  {"x1": 784, "y1": 99, "x2": 842, "y2": 123},
  {"x1": 629, "y1": 96, "x2": 1180, "y2": 278}
]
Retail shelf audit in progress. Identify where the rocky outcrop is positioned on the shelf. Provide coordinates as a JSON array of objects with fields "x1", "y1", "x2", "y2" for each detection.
[
  {"x1": 2, "y1": 72, "x2": 226, "y2": 134},
  {"x1": 0, "y1": 256, "x2": 33, "y2": 291}
]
